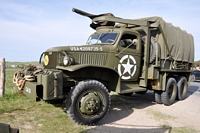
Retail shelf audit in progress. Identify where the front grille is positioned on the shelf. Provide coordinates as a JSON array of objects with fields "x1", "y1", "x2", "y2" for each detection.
[{"x1": 79, "y1": 54, "x2": 107, "y2": 65}]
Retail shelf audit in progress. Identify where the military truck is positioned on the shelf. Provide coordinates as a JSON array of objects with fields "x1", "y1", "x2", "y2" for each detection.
[{"x1": 15, "y1": 8, "x2": 194, "y2": 125}]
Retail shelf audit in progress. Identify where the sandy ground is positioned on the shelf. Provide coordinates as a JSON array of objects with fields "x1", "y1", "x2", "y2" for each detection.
[{"x1": 82, "y1": 82, "x2": 200, "y2": 133}]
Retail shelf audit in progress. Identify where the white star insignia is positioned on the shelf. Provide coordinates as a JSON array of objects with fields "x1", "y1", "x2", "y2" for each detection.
[
  {"x1": 122, "y1": 58, "x2": 134, "y2": 75},
  {"x1": 118, "y1": 55, "x2": 137, "y2": 80}
]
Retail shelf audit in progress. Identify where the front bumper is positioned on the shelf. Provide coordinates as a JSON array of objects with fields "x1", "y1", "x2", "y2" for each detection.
[
  {"x1": 23, "y1": 69, "x2": 64, "y2": 101},
  {"x1": 23, "y1": 82, "x2": 42, "y2": 101}
]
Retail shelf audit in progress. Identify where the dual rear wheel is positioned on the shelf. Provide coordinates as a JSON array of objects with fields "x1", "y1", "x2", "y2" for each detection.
[{"x1": 154, "y1": 76, "x2": 188, "y2": 106}]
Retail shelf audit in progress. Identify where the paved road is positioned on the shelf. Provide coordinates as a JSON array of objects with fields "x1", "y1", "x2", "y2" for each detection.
[
  {"x1": 188, "y1": 81, "x2": 200, "y2": 97},
  {"x1": 82, "y1": 82, "x2": 200, "y2": 133}
]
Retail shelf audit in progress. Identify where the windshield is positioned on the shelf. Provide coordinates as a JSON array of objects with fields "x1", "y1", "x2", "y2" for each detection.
[{"x1": 86, "y1": 33, "x2": 118, "y2": 45}]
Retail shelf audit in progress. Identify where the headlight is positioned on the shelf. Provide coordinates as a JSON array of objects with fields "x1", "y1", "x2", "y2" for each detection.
[
  {"x1": 62, "y1": 52, "x2": 74, "y2": 66},
  {"x1": 44, "y1": 55, "x2": 49, "y2": 66},
  {"x1": 63, "y1": 56, "x2": 69, "y2": 66}
]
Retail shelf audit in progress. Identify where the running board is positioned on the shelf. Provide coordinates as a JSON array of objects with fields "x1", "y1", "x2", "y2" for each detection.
[{"x1": 119, "y1": 81, "x2": 147, "y2": 94}]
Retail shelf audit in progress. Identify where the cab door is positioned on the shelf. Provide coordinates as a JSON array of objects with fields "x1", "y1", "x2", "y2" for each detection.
[{"x1": 116, "y1": 33, "x2": 142, "y2": 81}]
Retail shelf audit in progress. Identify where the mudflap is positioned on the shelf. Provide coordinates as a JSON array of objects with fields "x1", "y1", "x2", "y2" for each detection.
[{"x1": 23, "y1": 81, "x2": 43, "y2": 101}]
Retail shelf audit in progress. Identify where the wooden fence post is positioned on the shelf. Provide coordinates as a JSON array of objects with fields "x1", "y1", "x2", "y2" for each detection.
[{"x1": 0, "y1": 58, "x2": 5, "y2": 97}]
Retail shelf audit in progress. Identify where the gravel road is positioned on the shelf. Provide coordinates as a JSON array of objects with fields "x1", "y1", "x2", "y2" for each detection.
[{"x1": 82, "y1": 82, "x2": 200, "y2": 133}]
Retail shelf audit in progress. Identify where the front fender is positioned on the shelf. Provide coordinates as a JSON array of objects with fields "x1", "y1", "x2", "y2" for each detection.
[{"x1": 56, "y1": 65, "x2": 121, "y2": 92}]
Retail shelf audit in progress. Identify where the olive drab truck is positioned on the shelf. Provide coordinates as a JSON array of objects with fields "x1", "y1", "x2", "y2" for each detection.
[{"x1": 13, "y1": 8, "x2": 194, "y2": 125}]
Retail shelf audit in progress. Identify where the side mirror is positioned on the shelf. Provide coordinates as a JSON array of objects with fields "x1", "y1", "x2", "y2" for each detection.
[
  {"x1": 115, "y1": 39, "x2": 138, "y2": 57},
  {"x1": 132, "y1": 39, "x2": 138, "y2": 45}
]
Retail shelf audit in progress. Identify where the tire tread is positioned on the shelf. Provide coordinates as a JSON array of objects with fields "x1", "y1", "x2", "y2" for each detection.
[
  {"x1": 161, "y1": 78, "x2": 177, "y2": 106},
  {"x1": 177, "y1": 76, "x2": 188, "y2": 100},
  {"x1": 66, "y1": 80, "x2": 110, "y2": 125}
]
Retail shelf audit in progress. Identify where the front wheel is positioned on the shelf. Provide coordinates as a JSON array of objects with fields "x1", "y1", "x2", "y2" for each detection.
[{"x1": 66, "y1": 80, "x2": 110, "y2": 125}]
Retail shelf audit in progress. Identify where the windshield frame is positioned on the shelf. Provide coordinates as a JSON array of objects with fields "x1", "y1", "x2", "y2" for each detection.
[{"x1": 86, "y1": 32, "x2": 119, "y2": 45}]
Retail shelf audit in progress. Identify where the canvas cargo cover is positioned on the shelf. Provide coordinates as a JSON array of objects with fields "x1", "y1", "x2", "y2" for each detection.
[{"x1": 138, "y1": 17, "x2": 194, "y2": 63}]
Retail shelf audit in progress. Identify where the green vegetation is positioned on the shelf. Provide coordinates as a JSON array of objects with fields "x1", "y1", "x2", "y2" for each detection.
[
  {"x1": 193, "y1": 60, "x2": 200, "y2": 67},
  {"x1": 171, "y1": 126, "x2": 198, "y2": 133},
  {"x1": 146, "y1": 109, "x2": 175, "y2": 121},
  {"x1": 6, "y1": 61, "x2": 39, "y2": 67},
  {"x1": 0, "y1": 68, "x2": 87, "y2": 133},
  {"x1": 1, "y1": 62, "x2": 199, "y2": 132}
]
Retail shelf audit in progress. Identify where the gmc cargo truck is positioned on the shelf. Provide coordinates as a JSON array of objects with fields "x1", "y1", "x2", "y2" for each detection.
[{"x1": 13, "y1": 8, "x2": 194, "y2": 125}]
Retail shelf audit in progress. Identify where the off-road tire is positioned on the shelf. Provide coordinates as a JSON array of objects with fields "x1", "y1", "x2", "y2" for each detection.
[
  {"x1": 177, "y1": 76, "x2": 188, "y2": 100},
  {"x1": 161, "y1": 78, "x2": 177, "y2": 106},
  {"x1": 66, "y1": 80, "x2": 110, "y2": 125},
  {"x1": 154, "y1": 91, "x2": 162, "y2": 104},
  {"x1": 190, "y1": 75, "x2": 195, "y2": 82}
]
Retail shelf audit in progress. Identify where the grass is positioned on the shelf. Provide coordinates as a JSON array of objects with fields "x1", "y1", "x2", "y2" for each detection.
[
  {"x1": 148, "y1": 110, "x2": 199, "y2": 133},
  {"x1": 0, "y1": 68, "x2": 87, "y2": 133},
  {"x1": 0, "y1": 68, "x2": 36, "y2": 114},
  {"x1": 146, "y1": 109, "x2": 176, "y2": 121},
  {"x1": 171, "y1": 126, "x2": 198, "y2": 133},
  {"x1": 6, "y1": 61, "x2": 39, "y2": 67},
  {"x1": 1, "y1": 65, "x2": 199, "y2": 133}
]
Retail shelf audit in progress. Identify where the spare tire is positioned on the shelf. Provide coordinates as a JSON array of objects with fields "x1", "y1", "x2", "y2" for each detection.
[
  {"x1": 142, "y1": 36, "x2": 157, "y2": 64},
  {"x1": 149, "y1": 37, "x2": 157, "y2": 63}
]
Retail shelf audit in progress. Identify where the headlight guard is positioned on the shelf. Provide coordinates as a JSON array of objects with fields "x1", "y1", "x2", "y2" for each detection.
[{"x1": 62, "y1": 51, "x2": 74, "y2": 66}]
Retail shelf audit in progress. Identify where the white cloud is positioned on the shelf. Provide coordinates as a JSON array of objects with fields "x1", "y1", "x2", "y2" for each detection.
[{"x1": 0, "y1": 0, "x2": 200, "y2": 61}]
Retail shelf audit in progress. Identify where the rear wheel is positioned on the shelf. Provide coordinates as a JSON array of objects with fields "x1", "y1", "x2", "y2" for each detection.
[
  {"x1": 154, "y1": 91, "x2": 162, "y2": 104},
  {"x1": 66, "y1": 80, "x2": 110, "y2": 125},
  {"x1": 161, "y1": 78, "x2": 177, "y2": 106},
  {"x1": 177, "y1": 76, "x2": 188, "y2": 100}
]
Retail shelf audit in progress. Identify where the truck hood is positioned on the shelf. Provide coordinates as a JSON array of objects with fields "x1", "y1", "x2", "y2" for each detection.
[{"x1": 45, "y1": 44, "x2": 112, "y2": 53}]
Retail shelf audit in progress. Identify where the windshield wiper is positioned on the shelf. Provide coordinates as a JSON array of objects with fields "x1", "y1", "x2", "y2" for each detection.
[{"x1": 99, "y1": 33, "x2": 109, "y2": 41}]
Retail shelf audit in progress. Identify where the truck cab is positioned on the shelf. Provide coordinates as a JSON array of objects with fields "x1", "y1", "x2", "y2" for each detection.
[{"x1": 87, "y1": 28, "x2": 142, "y2": 81}]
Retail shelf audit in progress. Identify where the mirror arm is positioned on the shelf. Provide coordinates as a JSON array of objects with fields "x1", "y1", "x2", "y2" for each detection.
[{"x1": 115, "y1": 40, "x2": 137, "y2": 56}]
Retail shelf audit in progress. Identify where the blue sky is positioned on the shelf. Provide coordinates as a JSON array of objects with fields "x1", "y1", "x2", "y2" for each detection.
[{"x1": 0, "y1": 0, "x2": 200, "y2": 62}]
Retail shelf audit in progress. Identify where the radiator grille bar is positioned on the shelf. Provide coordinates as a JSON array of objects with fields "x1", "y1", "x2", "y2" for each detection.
[{"x1": 79, "y1": 54, "x2": 107, "y2": 65}]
